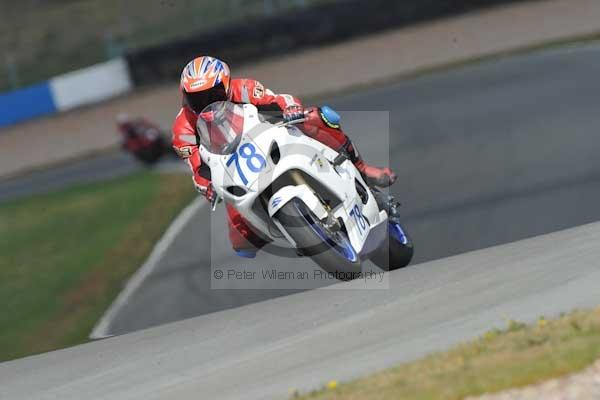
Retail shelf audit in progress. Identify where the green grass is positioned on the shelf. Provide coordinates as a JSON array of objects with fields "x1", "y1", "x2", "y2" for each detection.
[
  {"x1": 296, "y1": 309, "x2": 600, "y2": 400},
  {"x1": 0, "y1": 171, "x2": 195, "y2": 361}
]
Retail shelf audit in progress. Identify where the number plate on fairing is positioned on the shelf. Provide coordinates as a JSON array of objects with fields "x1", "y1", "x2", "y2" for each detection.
[
  {"x1": 222, "y1": 139, "x2": 269, "y2": 188},
  {"x1": 349, "y1": 203, "x2": 368, "y2": 239}
]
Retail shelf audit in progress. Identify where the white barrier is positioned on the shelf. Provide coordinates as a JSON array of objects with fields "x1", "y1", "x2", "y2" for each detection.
[{"x1": 49, "y1": 58, "x2": 132, "y2": 112}]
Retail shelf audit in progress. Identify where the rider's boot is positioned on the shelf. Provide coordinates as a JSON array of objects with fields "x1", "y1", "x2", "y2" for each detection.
[
  {"x1": 302, "y1": 106, "x2": 397, "y2": 188},
  {"x1": 372, "y1": 188, "x2": 402, "y2": 222}
]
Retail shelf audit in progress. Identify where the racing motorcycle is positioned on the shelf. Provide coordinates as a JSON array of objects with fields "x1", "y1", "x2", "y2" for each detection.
[
  {"x1": 119, "y1": 120, "x2": 173, "y2": 165},
  {"x1": 199, "y1": 101, "x2": 413, "y2": 279}
]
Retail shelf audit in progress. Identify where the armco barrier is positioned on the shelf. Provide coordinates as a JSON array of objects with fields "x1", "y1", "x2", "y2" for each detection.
[
  {"x1": 126, "y1": 0, "x2": 527, "y2": 85},
  {"x1": 0, "y1": 58, "x2": 132, "y2": 128}
]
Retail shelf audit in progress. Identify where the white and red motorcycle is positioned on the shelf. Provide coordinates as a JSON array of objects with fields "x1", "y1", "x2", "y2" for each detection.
[{"x1": 198, "y1": 101, "x2": 413, "y2": 279}]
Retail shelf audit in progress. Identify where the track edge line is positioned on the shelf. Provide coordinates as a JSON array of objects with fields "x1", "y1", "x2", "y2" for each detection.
[{"x1": 89, "y1": 196, "x2": 204, "y2": 339}]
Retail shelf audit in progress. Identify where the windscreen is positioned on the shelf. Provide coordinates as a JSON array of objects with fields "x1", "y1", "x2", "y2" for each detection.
[{"x1": 196, "y1": 101, "x2": 245, "y2": 155}]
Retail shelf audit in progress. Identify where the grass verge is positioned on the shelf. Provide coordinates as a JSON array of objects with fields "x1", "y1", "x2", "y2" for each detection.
[
  {"x1": 0, "y1": 171, "x2": 195, "y2": 361},
  {"x1": 297, "y1": 308, "x2": 600, "y2": 400}
]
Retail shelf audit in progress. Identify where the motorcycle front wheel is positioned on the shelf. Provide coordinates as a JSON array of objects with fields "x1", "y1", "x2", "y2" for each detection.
[{"x1": 275, "y1": 199, "x2": 362, "y2": 281}]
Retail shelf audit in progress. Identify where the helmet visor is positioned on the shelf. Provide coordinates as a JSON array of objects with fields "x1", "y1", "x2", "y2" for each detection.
[{"x1": 184, "y1": 82, "x2": 228, "y2": 114}]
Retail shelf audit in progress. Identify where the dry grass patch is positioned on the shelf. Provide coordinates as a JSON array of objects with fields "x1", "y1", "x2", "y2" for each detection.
[{"x1": 298, "y1": 308, "x2": 600, "y2": 400}]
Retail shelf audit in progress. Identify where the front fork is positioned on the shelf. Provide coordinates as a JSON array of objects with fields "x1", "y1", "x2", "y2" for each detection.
[{"x1": 289, "y1": 170, "x2": 341, "y2": 232}]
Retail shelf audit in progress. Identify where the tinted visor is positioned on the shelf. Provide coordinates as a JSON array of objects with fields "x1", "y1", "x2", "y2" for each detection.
[{"x1": 184, "y1": 82, "x2": 228, "y2": 114}]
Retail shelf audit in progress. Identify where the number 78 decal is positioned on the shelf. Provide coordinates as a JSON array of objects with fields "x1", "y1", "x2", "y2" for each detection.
[
  {"x1": 349, "y1": 204, "x2": 367, "y2": 235},
  {"x1": 226, "y1": 143, "x2": 267, "y2": 185}
]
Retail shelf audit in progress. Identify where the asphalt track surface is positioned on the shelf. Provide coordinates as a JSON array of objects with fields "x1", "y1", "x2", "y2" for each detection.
[
  {"x1": 0, "y1": 152, "x2": 140, "y2": 203},
  {"x1": 98, "y1": 43, "x2": 600, "y2": 335},
  {"x1": 2, "y1": 221, "x2": 600, "y2": 400},
  {"x1": 3, "y1": 44, "x2": 600, "y2": 399}
]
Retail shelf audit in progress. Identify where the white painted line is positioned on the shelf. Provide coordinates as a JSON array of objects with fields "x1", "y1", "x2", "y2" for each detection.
[{"x1": 90, "y1": 196, "x2": 205, "y2": 339}]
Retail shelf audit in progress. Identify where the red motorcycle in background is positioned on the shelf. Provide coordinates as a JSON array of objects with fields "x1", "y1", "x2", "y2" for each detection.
[{"x1": 117, "y1": 114, "x2": 173, "y2": 165}]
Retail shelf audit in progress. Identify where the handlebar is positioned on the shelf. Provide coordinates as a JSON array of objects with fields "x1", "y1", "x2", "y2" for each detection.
[{"x1": 275, "y1": 117, "x2": 306, "y2": 127}]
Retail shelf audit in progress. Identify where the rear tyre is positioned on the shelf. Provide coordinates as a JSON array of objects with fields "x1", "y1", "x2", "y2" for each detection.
[
  {"x1": 370, "y1": 222, "x2": 414, "y2": 271},
  {"x1": 275, "y1": 199, "x2": 362, "y2": 280}
]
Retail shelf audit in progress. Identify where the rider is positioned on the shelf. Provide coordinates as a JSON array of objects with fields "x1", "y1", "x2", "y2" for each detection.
[{"x1": 172, "y1": 56, "x2": 396, "y2": 256}]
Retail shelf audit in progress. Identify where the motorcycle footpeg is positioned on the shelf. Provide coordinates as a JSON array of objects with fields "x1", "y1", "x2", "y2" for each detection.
[
  {"x1": 387, "y1": 198, "x2": 403, "y2": 218},
  {"x1": 373, "y1": 190, "x2": 402, "y2": 218}
]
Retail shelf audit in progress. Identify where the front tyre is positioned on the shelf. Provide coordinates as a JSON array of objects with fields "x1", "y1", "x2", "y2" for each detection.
[
  {"x1": 275, "y1": 199, "x2": 362, "y2": 280},
  {"x1": 370, "y1": 221, "x2": 414, "y2": 271}
]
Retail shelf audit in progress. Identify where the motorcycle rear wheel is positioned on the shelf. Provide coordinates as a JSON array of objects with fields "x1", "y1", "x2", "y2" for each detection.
[{"x1": 370, "y1": 222, "x2": 414, "y2": 271}]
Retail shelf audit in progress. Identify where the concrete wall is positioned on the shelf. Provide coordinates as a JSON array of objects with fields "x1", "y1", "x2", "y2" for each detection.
[{"x1": 49, "y1": 59, "x2": 132, "y2": 112}]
